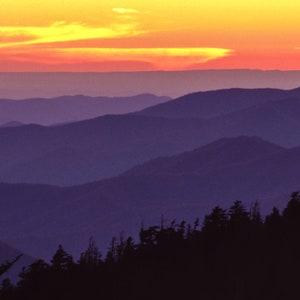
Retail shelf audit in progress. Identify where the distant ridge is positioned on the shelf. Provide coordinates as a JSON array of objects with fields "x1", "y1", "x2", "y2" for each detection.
[
  {"x1": 0, "y1": 121, "x2": 24, "y2": 127},
  {"x1": 138, "y1": 87, "x2": 300, "y2": 119},
  {"x1": 1, "y1": 87, "x2": 300, "y2": 185},
  {"x1": 1, "y1": 70, "x2": 300, "y2": 99},
  {"x1": 0, "y1": 94, "x2": 171, "y2": 125}
]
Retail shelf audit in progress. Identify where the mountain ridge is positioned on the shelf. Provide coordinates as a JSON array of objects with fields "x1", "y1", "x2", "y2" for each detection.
[
  {"x1": 138, "y1": 87, "x2": 300, "y2": 119},
  {"x1": 1, "y1": 87, "x2": 300, "y2": 185},
  {"x1": 0, "y1": 136, "x2": 298, "y2": 259},
  {"x1": 124, "y1": 136, "x2": 285, "y2": 176},
  {"x1": 0, "y1": 94, "x2": 171, "y2": 125}
]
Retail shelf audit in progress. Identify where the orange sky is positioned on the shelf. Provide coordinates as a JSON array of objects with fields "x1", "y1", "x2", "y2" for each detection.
[{"x1": 0, "y1": 0, "x2": 299, "y2": 71}]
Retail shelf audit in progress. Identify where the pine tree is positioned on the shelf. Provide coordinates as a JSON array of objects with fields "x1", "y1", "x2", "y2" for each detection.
[
  {"x1": 79, "y1": 237, "x2": 102, "y2": 267},
  {"x1": 0, "y1": 278, "x2": 14, "y2": 299},
  {"x1": 202, "y1": 206, "x2": 228, "y2": 235},
  {"x1": 51, "y1": 245, "x2": 74, "y2": 271},
  {"x1": 0, "y1": 254, "x2": 22, "y2": 276}
]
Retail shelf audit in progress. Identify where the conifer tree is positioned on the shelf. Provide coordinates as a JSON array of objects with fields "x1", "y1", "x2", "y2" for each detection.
[
  {"x1": 202, "y1": 206, "x2": 228, "y2": 235},
  {"x1": 79, "y1": 237, "x2": 102, "y2": 267},
  {"x1": 51, "y1": 245, "x2": 73, "y2": 271},
  {"x1": 0, "y1": 254, "x2": 22, "y2": 276}
]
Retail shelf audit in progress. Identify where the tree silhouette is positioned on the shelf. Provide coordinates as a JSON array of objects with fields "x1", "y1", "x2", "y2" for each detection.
[
  {"x1": 202, "y1": 205, "x2": 228, "y2": 236},
  {"x1": 79, "y1": 237, "x2": 102, "y2": 267},
  {"x1": 3, "y1": 194, "x2": 300, "y2": 300},
  {"x1": 228, "y1": 200, "x2": 250, "y2": 239},
  {"x1": 250, "y1": 200, "x2": 262, "y2": 224},
  {"x1": 0, "y1": 278, "x2": 14, "y2": 299},
  {"x1": 51, "y1": 245, "x2": 73, "y2": 271},
  {"x1": 0, "y1": 254, "x2": 22, "y2": 276},
  {"x1": 282, "y1": 191, "x2": 300, "y2": 228}
]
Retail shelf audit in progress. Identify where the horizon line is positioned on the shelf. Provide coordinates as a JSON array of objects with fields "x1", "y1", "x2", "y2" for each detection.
[{"x1": 1, "y1": 69, "x2": 300, "y2": 74}]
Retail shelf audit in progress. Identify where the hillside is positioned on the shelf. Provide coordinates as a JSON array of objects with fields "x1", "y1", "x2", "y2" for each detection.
[
  {"x1": 124, "y1": 136, "x2": 284, "y2": 176},
  {"x1": 0, "y1": 136, "x2": 299, "y2": 259},
  {"x1": 1, "y1": 89, "x2": 300, "y2": 186},
  {"x1": 3, "y1": 198, "x2": 300, "y2": 300},
  {"x1": 203, "y1": 97, "x2": 300, "y2": 147},
  {"x1": 0, "y1": 241, "x2": 34, "y2": 283},
  {"x1": 0, "y1": 94, "x2": 171, "y2": 125},
  {"x1": 0, "y1": 115, "x2": 205, "y2": 185},
  {"x1": 138, "y1": 87, "x2": 300, "y2": 119}
]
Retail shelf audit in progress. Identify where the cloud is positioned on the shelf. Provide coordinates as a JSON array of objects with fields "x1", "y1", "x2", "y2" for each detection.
[
  {"x1": 0, "y1": 46, "x2": 234, "y2": 71},
  {"x1": 0, "y1": 21, "x2": 145, "y2": 48},
  {"x1": 54, "y1": 47, "x2": 234, "y2": 70},
  {"x1": 112, "y1": 8, "x2": 139, "y2": 14},
  {"x1": 58, "y1": 47, "x2": 232, "y2": 56}
]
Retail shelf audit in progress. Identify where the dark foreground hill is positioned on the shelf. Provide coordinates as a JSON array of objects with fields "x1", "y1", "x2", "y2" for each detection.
[
  {"x1": 0, "y1": 94, "x2": 170, "y2": 126},
  {"x1": 2, "y1": 194, "x2": 300, "y2": 300},
  {"x1": 0, "y1": 136, "x2": 299, "y2": 259}
]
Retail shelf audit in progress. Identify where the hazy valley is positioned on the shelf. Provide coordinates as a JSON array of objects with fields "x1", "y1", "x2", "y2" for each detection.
[
  {"x1": 0, "y1": 88, "x2": 300, "y2": 186},
  {"x1": 1, "y1": 87, "x2": 300, "y2": 267}
]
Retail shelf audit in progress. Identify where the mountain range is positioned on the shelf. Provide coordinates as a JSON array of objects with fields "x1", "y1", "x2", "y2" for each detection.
[
  {"x1": 0, "y1": 115, "x2": 204, "y2": 185},
  {"x1": 0, "y1": 136, "x2": 299, "y2": 260},
  {"x1": 137, "y1": 87, "x2": 300, "y2": 119},
  {"x1": 0, "y1": 88, "x2": 300, "y2": 185},
  {"x1": 0, "y1": 94, "x2": 170, "y2": 126},
  {"x1": 1, "y1": 87, "x2": 300, "y2": 261},
  {"x1": 1, "y1": 70, "x2": 300, "y2": 99}
]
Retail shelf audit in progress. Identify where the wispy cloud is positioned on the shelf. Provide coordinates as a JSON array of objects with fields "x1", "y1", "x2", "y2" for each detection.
[
  {"x1": 0, "y1": 18, "x2": 233, "y2": 71},
  {"x1": 54, "y1": 47, "x2": 234, "y2": 70},
  {"x1": 0, "y1": 21, "x2": 145, "y2": 48},
  {"x1": 59, "y1": 47, "x2": 232, "y2": 59},
  {"x1": 112, "y1": 8, "x2": 139, "y2": 14},
  {"x1": 0, "y1": 46, "x2": 234, "y2": 71}
]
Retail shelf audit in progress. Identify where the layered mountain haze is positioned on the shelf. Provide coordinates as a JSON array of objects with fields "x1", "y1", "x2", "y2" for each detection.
[
  {"x1": 1, "y1": 0, "x2": 300, "y2": 296},
  {"x1": 0, "y1": 88, "x2": 300, "y2": 185},
  {"x1": 1, "y1": 71, "x2": 300, "y2": 99},
  {"x1": 0, "y1": 136, "x2": 299, "y2": 260},
  {"x1": 121, "y1": 136, "x2": 299, "y2": 210},
  {"x1": 124, "y1": 136, "x2": 284, "y2": 176},
  {"x1": 1, "y1": 87, "x2": 300, "y2": 261},
  {"x1": 203, "y1": 97, "x2": 300, "y2": 147},
  {"x1": 139, "y1": 88, "x2": 300, "y2": 148},
  {"x1": 0, "y1": 115, "x2": 205, "y2": 185},
  {"x1": 0, "y1": 94, "x2": 170, "y2": 126}
]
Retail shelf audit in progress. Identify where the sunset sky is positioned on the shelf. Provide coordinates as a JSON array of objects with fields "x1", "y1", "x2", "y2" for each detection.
[{"x1": 0, "y1": 0, "x2": 300, "y2": 71}]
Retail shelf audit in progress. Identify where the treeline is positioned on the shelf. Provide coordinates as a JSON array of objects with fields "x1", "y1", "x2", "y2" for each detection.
[{"x1": 2, "y1": 192, "x2": 300, "y2": 299}]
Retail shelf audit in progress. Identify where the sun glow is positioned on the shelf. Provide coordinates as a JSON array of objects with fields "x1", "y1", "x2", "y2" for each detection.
[{"x1": 0, "y1": 0, "x2": 299, "y2": 71}]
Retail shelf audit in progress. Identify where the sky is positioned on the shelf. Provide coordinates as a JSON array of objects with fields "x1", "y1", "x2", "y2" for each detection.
[{"x1": 0, "y1": 0, "x2": 300, "y2": 71}]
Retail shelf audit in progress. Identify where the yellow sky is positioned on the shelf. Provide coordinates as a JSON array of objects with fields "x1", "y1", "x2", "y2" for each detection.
[{"x1": 0, "y1": 0, "x2": 299, "y2": 71}]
